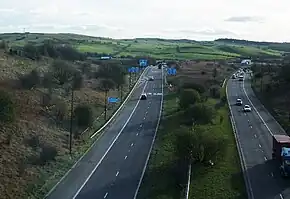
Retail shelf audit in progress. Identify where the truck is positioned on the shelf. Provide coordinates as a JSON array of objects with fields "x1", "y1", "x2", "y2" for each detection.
[{"x1": 272, "y1": 135, "x2": 290, "y2": 177}]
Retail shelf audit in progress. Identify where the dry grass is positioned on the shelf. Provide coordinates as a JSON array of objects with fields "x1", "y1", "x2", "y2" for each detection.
[{"x1": 0, "y1": 50, "x2": 132, "y2": 199}]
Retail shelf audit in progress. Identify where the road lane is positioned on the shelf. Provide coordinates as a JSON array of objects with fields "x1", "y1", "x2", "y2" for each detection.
[
  {"x1": 45, "y1": 66, "x2": 158, "y2": 199},
  {"x1": 73, "y1": 66, "x2": 163, "y2": 199},
  {"x1": 227, "y1": 73, "x2": 290, "y2": 199}
]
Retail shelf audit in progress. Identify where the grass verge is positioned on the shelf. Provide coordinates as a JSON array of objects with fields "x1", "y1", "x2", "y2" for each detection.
[{"x1": 138, "y1": 89, "x2": 246, "y2": 199}]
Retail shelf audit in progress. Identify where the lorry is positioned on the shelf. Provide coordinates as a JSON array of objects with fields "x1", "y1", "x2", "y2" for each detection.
[{"x1": 272, "y1": 135, "x2": 290, "y2": 177}]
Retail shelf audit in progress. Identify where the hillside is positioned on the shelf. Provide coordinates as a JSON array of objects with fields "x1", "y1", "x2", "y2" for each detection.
[
  {"x1": 0, "y1": 43, "x2": 135, "y2": 199},
  {"x1": 0, "y1": 33, "x2": 285, "y2": 60}
]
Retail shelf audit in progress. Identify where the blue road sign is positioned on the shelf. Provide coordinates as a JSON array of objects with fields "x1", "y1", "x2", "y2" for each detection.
[
  {"x1": 128, "y1": 67, "x2": 139, "y2": 73},
  {"x1": 167, "y1": 68, "x2": 177, "y2": 75},
  {"x1": 108, "y1": 97, "x2": 120, "y2": 103},
  {"x1": 139, "y1": 59, "x2": 148, "y2": 67}
]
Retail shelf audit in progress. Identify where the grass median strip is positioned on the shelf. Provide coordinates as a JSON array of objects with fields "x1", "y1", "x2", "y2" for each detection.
[{"x1": 138, "y1": 89, "x2": 246, "y2": 199}]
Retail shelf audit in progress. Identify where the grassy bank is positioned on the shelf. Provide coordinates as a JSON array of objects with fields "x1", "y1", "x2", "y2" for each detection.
[
  {"x1": 26, "y1": 74, "x2": 142, "y2": 199},
  {"x1": 138, "y1": 88, "x2": 246, "y2": 199}
]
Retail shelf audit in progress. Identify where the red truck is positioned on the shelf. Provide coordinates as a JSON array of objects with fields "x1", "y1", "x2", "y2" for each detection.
[{"x1": 272, "y1": 135, "x2": 290, "y2": 177}]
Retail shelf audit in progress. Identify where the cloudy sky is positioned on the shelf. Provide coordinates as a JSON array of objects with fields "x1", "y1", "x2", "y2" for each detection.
[{"x1": 0, "y1": 0, "x2": 289, "y2": 42}]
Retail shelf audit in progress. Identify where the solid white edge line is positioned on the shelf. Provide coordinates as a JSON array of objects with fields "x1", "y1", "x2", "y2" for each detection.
[
  {"x1": 226, "y1": 77, "x2": 255, "y2": 199},
  {"x1": 242, "y1": 75, "x2": 274, "y2": 136},
  {"x1": 44, "y1": 67, "x2": 150, "y2": 198},
  {"x1": 185, "y1": 164, "x2": 192, "y2": 199},
  {"x1": 72, "y1": 81, "x2": 149, "y2": 199},
  {"x1": 91, "y1": 67, "x2": 150, "y2": 138},
  {"x1": 133, "y1": 65, "x2": 164, "y2": 199}
]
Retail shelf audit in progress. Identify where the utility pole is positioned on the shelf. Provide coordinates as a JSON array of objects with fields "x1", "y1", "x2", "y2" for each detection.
[{"x1": 69, "y1": 89, "x2": 74, "y2": 156}]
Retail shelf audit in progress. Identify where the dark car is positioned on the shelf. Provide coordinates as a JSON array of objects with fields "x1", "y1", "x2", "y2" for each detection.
[{"x1": 140, "y1": 93, "x2": 147, "y2": 100}]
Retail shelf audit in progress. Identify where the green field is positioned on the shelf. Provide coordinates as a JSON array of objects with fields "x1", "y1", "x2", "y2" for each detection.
[{"x1": 0, "y1": 33, "x2": 286, "y2": 60}]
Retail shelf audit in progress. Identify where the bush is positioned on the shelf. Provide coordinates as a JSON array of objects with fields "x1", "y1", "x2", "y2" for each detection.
[
  {"x1": 181, "y1": 82, "x2": 206, "y2": 93},
  {"x1": 0, "y1": 90, "x2": 15, "y2": 123},
  {"x1": 25, "y1": 135, "x2": 40, "y2": 150},
  {"x1": 185, "y1": 103, "x2": 216, "y2": 125},
  {"x1": 74, "y1": 105, "x2": 94, "y2": 127},
  {"x1": 39, "y1": 145, "x2": 58, "y2": 165},
  {"x1": 179, "y1": 89, "x2": 201, "y2": 109},
  {"x1": 19, "y1": 69, "x2": 40, "y2": 89}
]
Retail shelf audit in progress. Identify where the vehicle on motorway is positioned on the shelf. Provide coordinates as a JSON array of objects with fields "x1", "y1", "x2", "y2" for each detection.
[
  {"x1": 158, "y1": 64, "x2": 162, "y2": 69},
  {"x1": 243, "y1": 105, "x2": 251, "y2": 112},
  {"x1": 140, "y1": 93, "x2": 147, "y2": 100},
  {"x1": 272, "y1": 135, "x2": 290, "y2": 177},
  {"x1": 236, "y1": 98, "x2": 243, "y2": 106},
  {"x1": 238, "y1": 75, "x2": 244, "y2": 81},
  {"x1": 232, "y1": 74, "x2": 236, "y2": 79},
  {"x1": 148, "y1": 76, "x2": 154, "y2": 81}
]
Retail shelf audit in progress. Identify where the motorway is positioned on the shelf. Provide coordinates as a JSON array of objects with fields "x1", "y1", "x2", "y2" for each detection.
[
  {"x1": 227, "y1": 73, "x2": 290, "y2": 199},
  {"x1": 45, "y1": 65, "x2": 163, "y2": 199}
]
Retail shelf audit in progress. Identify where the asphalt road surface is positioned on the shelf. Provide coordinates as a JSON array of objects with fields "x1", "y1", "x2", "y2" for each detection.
[
  {"x1": 45, "y1": 65, "x2": 163, "y2": 199},
  {"x1": 227, "y1": 73, "x2": 290, "y2": 199}
]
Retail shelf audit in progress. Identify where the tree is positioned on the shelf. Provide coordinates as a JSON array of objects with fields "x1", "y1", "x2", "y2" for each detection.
[
  {"x1": 184, "y1": 103, "x2": 216, "y2": 125},
  {"x1": 74, "y1": 105, "x2": 93, "y2": 128},
  {"x1": 212, "y1": 68, "x2": 218, "y2": 80},
  {"x1": 99, "y1": 78, "x2": 115, "y2": 120},
  {"x1": 179, "y1": 89, "x2": 201, "y2": 109},
  {"x1": 175, "y1": 125, "x2": 227, "y2": 165},
  {"x1": 51, "y1": 60, "x2": 76, "y2": 85},
  {"x1": 0, "y1": 90, "x2": 15, "y2": 123},
  {"x1": 0, "y1": 40, "x2": 7, "y2": 50},
  {"x1": 19, "y1": 69, "x2": 40, "y2": 89}
]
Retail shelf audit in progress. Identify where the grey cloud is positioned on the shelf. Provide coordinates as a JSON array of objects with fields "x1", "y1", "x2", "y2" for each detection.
[{"x1": 225, "y1": 16, "x2": 264, "y2": 22}]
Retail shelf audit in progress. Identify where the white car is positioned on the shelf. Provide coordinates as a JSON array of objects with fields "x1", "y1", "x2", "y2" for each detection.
[
  {"x1": 236, "y1": 98, "x2": 243, "y2": 106},
  {"x1": 148, "y1": 76, "x2": 154, "y2": 81},
  {"x1": 140, "y1": 93, "x2": 147, "y2": 100},
  {"x1": 243, "y1": 105, "x2": 251, "y2": 112}
]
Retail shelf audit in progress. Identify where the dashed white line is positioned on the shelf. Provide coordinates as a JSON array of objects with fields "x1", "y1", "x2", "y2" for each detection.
[
  {"x1": 131, "y1": 143, "x2": 134, "y2": 147},
  {"x1": 250, "y1": 126, "x2": 252, "y2": 128},
  {"x1": 280, "y1": 193, "x2": 284, "y2": 199},
  {"x1": 104, "y1": 192, "x2": 108, "y2": 198},
  {"x1": 116, "y1": 171, "x2": 119, "y2": 177},
  {"x1": 264, "y1": 156, "x2": 267, "y2": 161},
  {"x1": 136, "y1": 133, "x2": 139, "y2": 136},
  {"x1": 254, "y1": 134, "x2": 257, "y2": 138},
  {"x1": 124, "y1": 155, "x2": 127, "y2": 159},
  {"x1": 258, "y1": 144, "x2": 262, "y2": 148},
  {"x1": 140, "y1": 124, "x2": 142, "y2": 128},
  {"x1": 144, "y1": 117, "x2": 146, "y2": 120}
]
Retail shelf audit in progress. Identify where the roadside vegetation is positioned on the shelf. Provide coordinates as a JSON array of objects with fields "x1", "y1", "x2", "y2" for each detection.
[
  {"x1": 138, "y1": 61, "x2": 246, "y2": 199},
  {"x1": 0, "y1": 38, "x2": 146, "y2": 199},
  {"x1": 251, "y1": 56, "x2": 290, "y2": 133}
]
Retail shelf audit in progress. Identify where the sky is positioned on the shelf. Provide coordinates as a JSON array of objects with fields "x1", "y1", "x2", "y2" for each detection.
[{"x1": 0, "y1": 0, "x2": 290, "y2": 42}]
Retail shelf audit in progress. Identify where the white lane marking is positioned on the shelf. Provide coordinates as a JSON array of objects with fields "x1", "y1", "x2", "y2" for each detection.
[
  {"x1": 140, "y1": 124, "x2": 142, "y2": 128},
  {"x1": 144, "y1": 117, "x2": 146, "y2": 120},
  {"x1": 136, "y1": 133, "x2": 139, "y2": 136},
  {"x1": 72, "y1": 81, "x2": 149, "y2": 199},
  {"x1": 250, "y1": 126, "x2": 252, "y2": 128},
  {"x1": 254, "y1": 134, "x2": 257, "y2": 138},
  {"x1": 124, "y1": 155, "x2": 127, "y2": 159},
  {"x1": 145, "y1": 111, "x2": 148, "y2": 115},
  {"x1": 226, "y1": 78, "x2": 255, "y2": 199},
  {"x1": 131, "y1": 143, "x2": 134, "y2": 147},
  {"x1": 264, "y1": 156, "x2": 267, "y2": 161},
  {"x1": 45, "y1": 67, "x2": 151, "y2": 198},
  {"x1": 258, "y1": 144, "x2": 262, "y2": 148},
  {"x1": 270, "y1": 172, "x2": 274, "y2": 177},
  {"x1": 116, "y1": 171, "x2": 119, "y2": 177},
  {"x1": 242, "y1": 79, "x2": 274, "y2": 136},
  {"x1": 280, "y1": 193, "x2": 284, "y2": 199},
  {"x1": 104, "y1": 192, "x2": 108, "y2": 198},
  {"x1": 133, "y1": 62, "x2": 164, "y2": 199}
]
